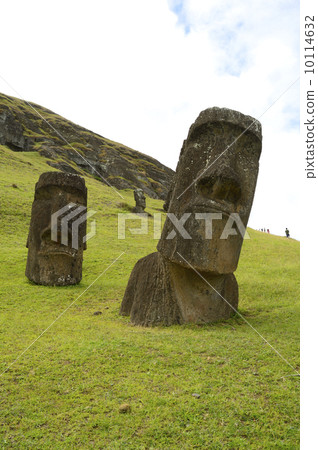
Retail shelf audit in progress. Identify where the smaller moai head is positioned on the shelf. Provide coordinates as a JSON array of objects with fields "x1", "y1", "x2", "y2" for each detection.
[
  {"x1": 134, "y1": 188, "x2": 146, "y2": 210},
  {"x1": 163, "y1": 184, "x2": 173, "y2": 212},
  {"x1": 25, "y1": 172, "x2": 87, "y2": 286},
  {"x1": 158, "y1": 107, "x2": 262, "y2": 274}
]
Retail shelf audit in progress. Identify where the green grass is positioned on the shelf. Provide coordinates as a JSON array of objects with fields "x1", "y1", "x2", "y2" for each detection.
[{"x1": 0, "y1": 146, "x2": 299, "y2": 449}]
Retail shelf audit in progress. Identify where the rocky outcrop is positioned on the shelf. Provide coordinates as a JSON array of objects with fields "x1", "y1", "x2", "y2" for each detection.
[
  {"x1": 0, "y1": 93, "x2": 174, "y2": 199},
  {"x1": 0, "y1": 109, "x2": 29, "y2": 151}
]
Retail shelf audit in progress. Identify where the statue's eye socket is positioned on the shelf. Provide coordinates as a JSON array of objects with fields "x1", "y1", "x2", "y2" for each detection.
[
  {"x1": 196, "y1": 177, "x2": 215, "y2": 198},
  {"x1": 196, "y1": 176, "x2": 241, "y2": 204}
]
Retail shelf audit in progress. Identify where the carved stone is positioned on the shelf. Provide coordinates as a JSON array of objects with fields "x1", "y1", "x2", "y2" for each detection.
[
  {"x1": 121, "y1": 107, "x2": 262, "y2": 325},
  {"x1": 121, "y1": 252, "x2": 238, "y2": 326},
  {"x1": 25, "y1": 172, "x2": 87, "y2": 286},
  {"x1": 133, "y1": 188, "x2": 146, "y2": 213}
]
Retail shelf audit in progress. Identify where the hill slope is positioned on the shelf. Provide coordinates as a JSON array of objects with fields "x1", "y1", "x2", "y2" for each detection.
[
  {"x1": 0, "y1": 92, "x2": 174, "y2": 199},
  {"x1": 0, "y1": 148, "x2": 299, "y2": 448}
]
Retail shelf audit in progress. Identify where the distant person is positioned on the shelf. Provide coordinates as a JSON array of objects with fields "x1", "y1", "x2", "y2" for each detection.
[
  {"x1": 285, "y1": 228, "x2": 290, "y2": 238},
  {"x1": 267, "y1": 229, "x2": 270, "y2": 233}
]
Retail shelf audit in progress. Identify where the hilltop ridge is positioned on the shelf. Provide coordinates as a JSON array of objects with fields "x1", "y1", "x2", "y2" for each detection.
[{"x1": 0, "y1": 92, "x2": 174, "y2": 199}]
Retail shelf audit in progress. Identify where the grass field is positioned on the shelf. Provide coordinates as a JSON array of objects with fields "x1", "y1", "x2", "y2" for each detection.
[{"x1": 0, "y1": 145, "x2": 299, "y2": 448}]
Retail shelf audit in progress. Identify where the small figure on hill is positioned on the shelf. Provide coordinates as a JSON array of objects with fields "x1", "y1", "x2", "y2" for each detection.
[
  {"x1": 285, "y1": 228, "x2": 290, "y2": 238},
  {"x1": 267, "y1": 229, "x2": 270, "y2": 233},
  {"x1": 133, "y1": 188, "x2": 146, "y2": 213},
  {"x1": 163, "y1": 187, "x2": 172, "y2": 212}
]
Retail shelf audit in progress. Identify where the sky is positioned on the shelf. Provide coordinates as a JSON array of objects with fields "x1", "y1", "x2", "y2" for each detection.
[{"x1": 0, "y1": 0, "x2": 300, "y2": 238}]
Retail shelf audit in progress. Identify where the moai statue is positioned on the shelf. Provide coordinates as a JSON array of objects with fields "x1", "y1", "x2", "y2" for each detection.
[
  {"x1": 133, "y1": 188, "x2": 146, "y2": 213},
  {"x1": 120, "y1": 107, "x2": 262, "y2": 326},
  {"x1": 163, "y1": 184, "x2": 173, "y2": 212},
  {"x1": 25, "y1": 172, "x2": 88, "y2": 286}
]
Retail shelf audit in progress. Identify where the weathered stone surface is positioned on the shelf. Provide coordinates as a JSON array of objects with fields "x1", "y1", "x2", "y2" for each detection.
[
  {"x1": 0, "y1": 93, "x2": 174, "y2": 200},
  {"x1": 120, "y1": 252, "x2": 238, "y2": 326},
  {"x1": 163, "y1": 183, "x2": 173, "y2": 212},
  {"x1": 121, "y1": 107, "x2": 262, "y2": 326},
  {"x1": 120, "y1": 252, "x2": 182, "y2": 326},
  {"x1": 0, "y1": 109, "x2": 29, "y2": 151},
  {"x1": 25, "y1": 171, "x2": 87, "y2": 286},
  {"x1": 158, "y1": 107, "x2": 262, "y2": 273},
  {"x1": 133, "y1": 188, "x2": 146, "y2": 213}
]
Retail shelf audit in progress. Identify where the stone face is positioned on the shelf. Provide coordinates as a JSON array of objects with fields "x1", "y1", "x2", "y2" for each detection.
[
  {"x1": 158, "y1": 107, "x2": 262, "y2": 273},
  {"x1": 133, "y1": 188, "x2": 146, "y2": 213},
  {"x1": 25, "y1": 171, "x2": 87, "y2": 286},
  {"x1": 121, "y1": 107, "x2": 262, "y2": 326}
]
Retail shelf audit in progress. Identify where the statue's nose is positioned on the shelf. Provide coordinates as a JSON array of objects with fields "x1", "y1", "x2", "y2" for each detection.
[
  {"x1": 41, "y1": 222, "x2": 73, "y2": 244},
  {"x1": 53, "y1": 194, "x2": 70, "y2": 210},
  {"x1": 196, "y1": 163, "x2": 241, "y2": 204}
]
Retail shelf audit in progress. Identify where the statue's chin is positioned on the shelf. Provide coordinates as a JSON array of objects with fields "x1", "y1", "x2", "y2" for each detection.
[
  {"x1": 31, "y1": 253, "x2": 83, "y2": 286},
  {"x1": 158, "y1": 218, "x2": 243, "y2": 274},
  {"x1": 164, "y1": 240, "x2": 241, "y2": 274}
]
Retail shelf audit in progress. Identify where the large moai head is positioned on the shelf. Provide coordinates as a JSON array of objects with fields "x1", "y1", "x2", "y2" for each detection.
[
  {"x1": 158, "y1": 107, "x2": 262, "y2": 273},
  {"x1": 25, "y1": 172, "x2": 87, "y2": 286}
]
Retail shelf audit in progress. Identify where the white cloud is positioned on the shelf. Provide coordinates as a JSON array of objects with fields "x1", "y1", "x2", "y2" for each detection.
[{"x1": 0, "y1": 0, "x2": 300, "y2": 238}]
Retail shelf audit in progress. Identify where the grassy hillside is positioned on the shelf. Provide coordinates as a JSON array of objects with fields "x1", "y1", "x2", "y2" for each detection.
[
  {"x1": 0, "y1": 146, "x2": 299, "y2": 448},
  {"x1": 0, "y1": 93, "x2": 174, "y2": 199}
]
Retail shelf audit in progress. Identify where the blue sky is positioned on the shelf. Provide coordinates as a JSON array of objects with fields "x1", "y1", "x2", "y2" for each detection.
[{"x1": 168, "y1": 0, "x2": 191, "y2": 34}]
